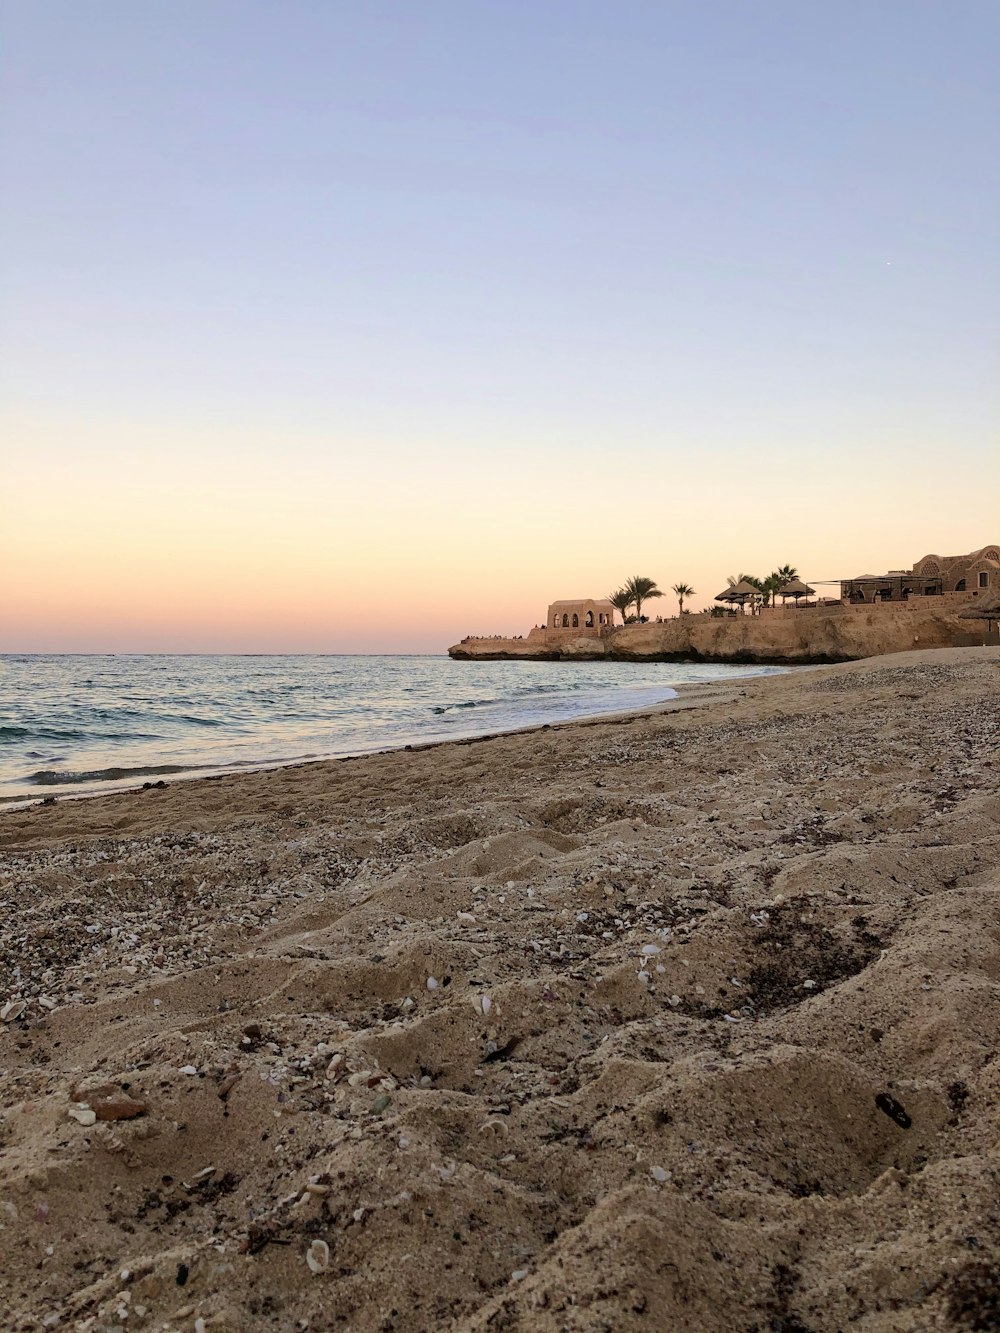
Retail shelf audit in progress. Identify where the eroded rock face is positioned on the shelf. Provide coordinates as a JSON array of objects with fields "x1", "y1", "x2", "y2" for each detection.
[{"x1": 450, "y1": 603, "x2": 995, "y2": 663}]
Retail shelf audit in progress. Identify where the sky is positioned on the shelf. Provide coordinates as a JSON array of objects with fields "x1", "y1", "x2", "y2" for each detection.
[{"x1": 2, "y1": 0, "x2": 997, "y2": 652}]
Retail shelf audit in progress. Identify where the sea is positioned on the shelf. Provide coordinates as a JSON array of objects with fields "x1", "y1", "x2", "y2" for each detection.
[{"x1": 0, "y1": 654, "x2": 788, "y2": 804}]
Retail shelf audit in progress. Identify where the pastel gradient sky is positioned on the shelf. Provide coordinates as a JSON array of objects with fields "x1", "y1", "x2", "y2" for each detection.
[{"x1": 2, "y1": 1, "x2": 997, "y2": 652}]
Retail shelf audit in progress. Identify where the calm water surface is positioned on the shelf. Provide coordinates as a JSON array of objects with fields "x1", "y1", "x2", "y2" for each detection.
[{"x1": 0, "y1": 655, "x2": 787, "y2": 802}]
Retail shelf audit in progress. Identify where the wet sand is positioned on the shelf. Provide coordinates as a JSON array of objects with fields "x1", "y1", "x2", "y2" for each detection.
[{"x1": 2, "y1": 647, "x2": 999, "y2": 1332}]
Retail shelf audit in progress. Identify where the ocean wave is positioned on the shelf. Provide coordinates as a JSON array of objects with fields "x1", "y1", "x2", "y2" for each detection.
[
  {"x1": 430, "y1": 698, "x2": 501, "y2": 715},
  {"x1": 26, "y1": 763, "x2": 195, "y2": 787},
  {"x1": 1, "y1": 725, "x2": 164, "y2": 743},
  {"x1": 1, "y1": 725, "x2": 87, "y2": 741}
]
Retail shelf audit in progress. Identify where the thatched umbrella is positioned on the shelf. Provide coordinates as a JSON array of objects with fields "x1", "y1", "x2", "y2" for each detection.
[
  {"x1": 713, "y1": 587, "x2": 741, "y2": 617},
  {"x1": 716, "y1": 578, "x2": 759, "y2": 614},
  {"x1": 778, "y1": 577, "x2": 816, "y2": 605},
  {"x1": 959, "y1": 591, "x2": 1000, "y2": 629}
]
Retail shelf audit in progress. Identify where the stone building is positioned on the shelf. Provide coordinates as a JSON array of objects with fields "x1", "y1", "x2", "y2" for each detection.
[
  {"x1": 841, "y1": 543, "x2": 1000, "y2": 604},
  {"x1": 546, "y1": 599, "x2": 616, "y2": 633}
]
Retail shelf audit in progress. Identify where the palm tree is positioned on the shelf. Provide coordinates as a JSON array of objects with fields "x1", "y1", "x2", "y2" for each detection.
[
  {"x1": 625, "y1": 575, "x2": 663, "y2": 621},
  {"x1": 672, "y1": 582, "x2": 695, "y2": 615},
  {"x1": 608, "y1": 587, "x2": 634, "y2": 623},
  {"x1": 762, "y1": 564, "x2": 799, "y2": 607}
]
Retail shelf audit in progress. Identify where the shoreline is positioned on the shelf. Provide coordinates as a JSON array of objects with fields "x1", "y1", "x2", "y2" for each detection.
[
  {"x1": 3, "y1": 646, "x2": 999, "y2": 1330},
  {"x1": 0, "y1": 670, "x2": 783, "y2": 812}
]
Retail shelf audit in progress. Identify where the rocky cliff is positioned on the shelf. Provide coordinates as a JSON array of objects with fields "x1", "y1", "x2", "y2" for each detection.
[{"x1": 449, "y1": 602, "x2": 997, "y2": 664}]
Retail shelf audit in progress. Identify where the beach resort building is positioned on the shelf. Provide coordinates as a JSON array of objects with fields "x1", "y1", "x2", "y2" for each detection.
[
  {"x1": 546, "y1": 599, "x2": 616, "y2": 633},
  {"x1": 841, "y1": 544, "x2": 999, "y2": 604}
]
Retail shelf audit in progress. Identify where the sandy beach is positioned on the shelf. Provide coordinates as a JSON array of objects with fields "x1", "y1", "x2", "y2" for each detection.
[{"x1": 2, "y1": 646, "x2": 999, "y2": 1332}]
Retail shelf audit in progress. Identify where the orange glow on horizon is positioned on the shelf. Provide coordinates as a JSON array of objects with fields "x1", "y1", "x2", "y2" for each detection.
[{"x1": 4, "y1": 405, "x2": 997, "y2": 653}]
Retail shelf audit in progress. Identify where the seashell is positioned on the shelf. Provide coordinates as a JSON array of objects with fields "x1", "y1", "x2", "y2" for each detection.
[
  {"x1": 457, "y1": 911, "x2": 476, "y2": 923},
  {"x1": 479, "y1": 994, "x2": 492, "y2": 1017},
  {"x1": 641, "y1": 944, "x2": 662, "y2": 956},
  {"x1": 68, "y1": 1103, "x2": 97, "y2": 1126},
  {"x1": 179, "y1": 1065, "x2": 198, "y2": 1076},
  {"x1": 1, "y1": 999, "x2": 26, "y2": 1022},
  {"x1": 305, "y1": 1238, "x2": 330, "y2": 1274}
]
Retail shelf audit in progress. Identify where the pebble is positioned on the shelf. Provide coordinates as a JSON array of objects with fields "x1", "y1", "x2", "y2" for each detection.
[
  {"x1": 426, "y1": 977, "x2": 438, "y2": 991},
  {"x1": 650, "y1": 1166, "x2": 671, "y2": 1182},
  {"x1": 91, "y1": 1095, "x2": 148, "y2": 1122},
  {"x1": 180, "y1": 1065, "x2": 199, "y2": 1076},
  {"x1": 67, "y1": 1104, "x2": 97, "y2": 1126}
]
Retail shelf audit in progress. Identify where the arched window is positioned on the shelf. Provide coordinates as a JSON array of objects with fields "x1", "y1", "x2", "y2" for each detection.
[
  {"x1": 562, "y1": 614, "x2": 569, "y2": 627},
  {"x1": 955, "y1": 579, "x2": 966, "y2": 592},
  {"x1": 585, "y1": 611, "x2": 594, "y2": 627},
  {"x1": 572, "y1": 613, "x2": 579, "y2": 627}
]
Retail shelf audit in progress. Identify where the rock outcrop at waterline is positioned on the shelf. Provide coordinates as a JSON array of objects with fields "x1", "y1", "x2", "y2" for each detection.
[{"x1": 450, "y1": 601, "x2": 999, "y2": 665}]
